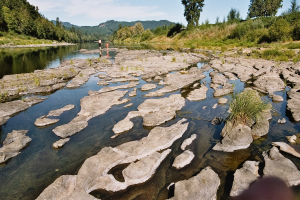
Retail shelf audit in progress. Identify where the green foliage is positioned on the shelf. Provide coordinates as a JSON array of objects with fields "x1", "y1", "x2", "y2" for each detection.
[
  {"x1": 261, "y1": 49, "x2": 294, "y2": 61},
  {"x1": 285, "y1": 42, "x2": 300, "y2": 49},
  {"x1": 227, "y1": 89, "x2": 271, "y2": 127},
  {"x1": 288, "y1": 0, "x2": 300, "y2": 13},
  {"x1": 140, "y1": 29, "x2": 154, "y2": 42},
  {"x1": 269, "y1": 18, "x2": 291, "y2": 41},
  {"x1": 172, "y1": 57, "x2": 176, "y2": 62},
  {"x1": 167, "y1": 23, "x2": 184, "y2": 37},
  {"x1": 227, "y1": 8, "x2": 241, "y2": 24},
  {"x1": 248, "y1": 0, "x2": 283, "y2": 18},
  {"x1": 182, "y1": 0, "x2": 205, "y2": 27},
  {"x1": 293, "y1": 20, "x2": 300, "y2": 40}
]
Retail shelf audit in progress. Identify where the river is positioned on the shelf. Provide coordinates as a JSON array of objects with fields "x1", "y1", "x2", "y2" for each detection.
[{"x1": 0, "y1": 43, "x2": 300, "y2": 200}]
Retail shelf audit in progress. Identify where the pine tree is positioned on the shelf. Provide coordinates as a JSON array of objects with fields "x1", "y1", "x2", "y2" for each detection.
[
  {"x1": 181, "y1": 0, "x2": 205, "y2": 27},
  {"x1": 248, "y1": 0, "x2": 283, "y2": 18},
  {"x1": 288, "y1": 0, "x2": 300, "y2": 13}
]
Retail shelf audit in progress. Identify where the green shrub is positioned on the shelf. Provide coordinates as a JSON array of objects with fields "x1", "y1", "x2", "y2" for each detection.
[
  {"x1": 293, "y1": 20, "x2": 300, "y2": 40},
  {"x1": 269, "y1": 18, "x2": 291, "y2": 42},
  {"x1": 227, "y1": 89, "x2": 271, "y2": 127},
  {"x1": 293, "y1": 54, "x2": 300, "y2": 63},
  {"x1": 140, "y1": 30, "x2": 154, "y2": 42},
  {"x1": 229, "y1": 24, "x2": 247, "y2": 39},
  {"x1": 285, "y1": 42, "x2": 300, "y2": 49}
]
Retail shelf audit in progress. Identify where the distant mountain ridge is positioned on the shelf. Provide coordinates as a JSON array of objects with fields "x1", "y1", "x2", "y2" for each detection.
[{"x1": 52, "y1": 20, "x2": 175, "y2": 39}]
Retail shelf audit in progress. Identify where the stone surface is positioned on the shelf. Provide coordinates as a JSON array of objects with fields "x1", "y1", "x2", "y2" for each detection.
[
  {"x1": 287, "y1": 89, "x2": 300, "y2": 122},
  {"x1": 212, "y1": 103, "x2": 218, "y2": 109},
  {"x1": 38, "y1": 119, "x2": 189, "y2": 199},
  {"x1": 169, "y1": 167, "x2": 220, "y2": 200},
  {"x1": 0, "y1": 130, "x2": 31, "y2": 164},
  {"x1": 97, "y1": 80, "x2": 109, "y2": 86},
  {"x1": 0, "y1": 96, "x2": 46, "y2": 124},
  {"x1": 187, "y1": 85, "x2": 208, "y2": 101},
  {"x1": 172, "y1": 150, "x2": 195, "y2": 169},
  {"x1": 278, "y1": 118, "x2": 287, "y2": 124},
  {"x1": 129, "y1": 88, "x2": 137, "y2": 97},
  {"x1": 67, "y1": 68, "x2": 97, "y2": 88},
  {"x1": 218, "y1": 98, "x2": 228, "y2": 104},
  {"x1": 53, "y1": 138, "x2": 70, "y2": 149},
  {"x1": 213, "y1": 82, "x2": 234, "y2": 97},
  {"x1": 47, "y1": 104, "x2": 75, "y2": 117},
  {"x1": 230, "y1": 161, "x2": 260, "y2": 197},
  {"x1": 181, "y1": 134, "x2": 197, "y2": 150},
  {"x1": 213, "y1": 123, "x2": 253, "y2": 152},
  {"x1": 263, "y1": 146, "x2": 300, "y2": 187},
  {"x1": 287, "y1": 135, "x2": 297, "y2": 143},
  {"x1": 98, "y1": 82, "x2": 139, "y2": 94},
  {"x1": 53, "y1": 90, "x2": 128, "y2": 138},
  {"x1": 34, "y1": 116, "x2": 59, "y2": 127},
  {"x1": 211, "y1": 117, "x2": 223, "y2": 125},
  {"x1": 141, "y1": 84, "x2": 157, "y2": 91},
  {"x1": 112, "y1": 94, "x2": 185, "y2": 136},
  {"x1": 253, "y1": 72, "x2": 285, "y2": 94},
  {"x1": 124, "y1": 103, "x2": 133, "y2": 107},
  {"x1": 272, "y1": 142, "x2": 300, "y2": 158}
]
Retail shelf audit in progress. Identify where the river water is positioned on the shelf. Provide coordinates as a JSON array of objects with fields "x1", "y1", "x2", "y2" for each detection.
[{"x1": 0, "y1": 43, "x2": 300, "y2": 200}]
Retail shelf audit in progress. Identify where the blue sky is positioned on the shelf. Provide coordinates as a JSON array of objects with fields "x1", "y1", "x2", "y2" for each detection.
[{"x1": 27, "y1": 0, "x2": 293, "y2": 26}]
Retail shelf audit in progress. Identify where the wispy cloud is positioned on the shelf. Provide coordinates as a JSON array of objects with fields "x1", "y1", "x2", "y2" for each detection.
[{"x1": 28, "y1": 0, "x2": 166, "y2": 21}]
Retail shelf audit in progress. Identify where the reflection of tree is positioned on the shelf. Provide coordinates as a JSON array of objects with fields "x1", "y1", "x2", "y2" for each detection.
[{"x1": 0, "y1": 43, "x2": 98, "y2": 78}]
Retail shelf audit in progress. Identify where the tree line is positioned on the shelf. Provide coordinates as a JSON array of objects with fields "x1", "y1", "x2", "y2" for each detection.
[{"x1": 0, "y1": 0, "x2": 102, "y2": 42}]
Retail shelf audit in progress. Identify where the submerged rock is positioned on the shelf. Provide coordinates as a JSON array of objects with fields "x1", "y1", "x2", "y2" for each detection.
[
  {"x1": 34, "y1": 115, "x2": 59, "y2": 127},
  {"x1": 141, "y1": 84, "x2": 157, "y2": 91},
  {"x1": 0, "y1": 130, "x2": 31, "y2": 164},
  {"x1": 272, "y1": 142, "x2": 300, "y2": 158},
  {"x1": 112, "y1": 94, "x2": 185, "y2": 136},
  {"x1": 230, "y1": 161, "x2": 260, "y2": 197},
  {"x1": 0, "y1": 96, "x2": 46, "y2": 126},
  {"x1": 53, "y1": 90, "x2": 128, "y2": 138},
  {"x1": 98, "y1": 82, "x2": 139, "y2": 94},
  {"x1": 211, "y1": 117, "x2": 223, "y2": 125},
  {"x1": 263, "y1": 146, "x2": 300, "y2": 186},
  {"x1": 38, "y1": 119, "x2": 189, "y2": 199},
  {"x1": 187, "y1": 85, "x2": 208, "y2": 101},
  {"x1": 169, "y1": 167, "x2": 220, "y2": 200},
  {"x1": 53, "y1": 138, "x2": 70, "y2": 149},
  {"x1": 172, "y1": 150, "x2": 195, "y2": 169},
  {"x1": 47, "y1": 104, "x2": 75, "y2": 117},
  {"x1": 181, "y1": 134, "x2": 197, "y2": 150}
]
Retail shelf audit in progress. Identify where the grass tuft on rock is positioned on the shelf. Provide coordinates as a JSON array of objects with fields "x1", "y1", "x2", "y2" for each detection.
[{"x1": 227, "y1": 89, "x2": 271, "y2": 127}]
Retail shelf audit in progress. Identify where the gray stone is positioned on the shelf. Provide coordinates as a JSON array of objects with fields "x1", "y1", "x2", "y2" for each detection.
[
  {"x1": 253, "y1": 72, "x2": 285, "y2": 94},
  {"x1": 98, "y1": 82, "x2": 139, "y2": 94},
  {"x1": 129, "y1": 88, "x2": 137, "y2": 97},
  {"x1": 47, "y1": 104, "x2": 75, "y2": 117},
  {"x1": 278, "y1": 118, "x2": 287, "y2": 124},
  {"x1": 124, "y1": 103, "x2": 133, "y2": 107},
  {"x1": 213, "y1": 82, "x2": 234, "y2": 97},
  {"x1": 67, "y1": 68, "x2": 97, "y2": 88},
  {"x1": 212, "y1": 103, "x2": 218, "y2": 109},
  {"x1": 172, "y1": 150, "x2": 195, "y2": 169},
  {"x1": 181, "y1": 134, "x2": 197, "y2": 150},
  {"x1": 218, "y1": 98, "x2": 228, "y2": 104},
  {"x1": 34, "y1": 115, "x2": 59, "y2": 127},
  {"x1": 0, "y1": 130, "x2": 31, "y2": 164},
  {"x1": 141, "y1": 84, "x2": 157, "y2": 91},
  {"x1": 53, "y1": 90, "x2": 128, "y2": 138},
  {"x1": 187, "y1": 85, "x2": 208, "y2": 101},
  {"x1": 213, "y1": 123, "x2": 253, "y2": 152},
  {"x1": 287, "y1": 89, "x2": 300, "y2": 122},
  {"x1": 97, "y1": 80, "x2": 109, "y2": 86},
  {"x1": 169, "y1": 167, "x2": 220, "y2": 200},
  {"x1": 287, "y1": 135, "x2": 297, "y2": 143},
  {"x1": 272, "y1": 142, "x2": 300, "y2": 158},
  {"x1": 263, "y1": 146, "x2": 300, "y2": 186},
  {"x1": 53, "y1": 138, "x2": 70, "y2": 149},
  {"x1": 230, "y1": 161, "x2": 260, "y2": 197}
]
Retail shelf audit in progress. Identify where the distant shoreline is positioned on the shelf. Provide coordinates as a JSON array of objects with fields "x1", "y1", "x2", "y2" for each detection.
[{"x1": 0, "y1": 42, "x2": 76, "y2": 49}]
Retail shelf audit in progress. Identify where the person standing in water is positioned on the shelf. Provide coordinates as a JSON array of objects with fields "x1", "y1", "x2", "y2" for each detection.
[{"x1": 98, "y1": 39, "x2": 102, "y2": 56}]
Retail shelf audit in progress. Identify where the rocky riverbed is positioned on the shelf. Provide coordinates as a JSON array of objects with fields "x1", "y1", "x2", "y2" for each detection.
[{"x1": 1, "y1": 47, "x2": 300, "y2": 200}]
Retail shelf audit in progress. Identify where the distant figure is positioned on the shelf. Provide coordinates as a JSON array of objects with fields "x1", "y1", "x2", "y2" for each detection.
[
  {"x1": 106, "y1": 43, "x2": 109, "y2": 50},
  {"x1": 98, "y1": 39, "x2": 102, "y2": 56}
]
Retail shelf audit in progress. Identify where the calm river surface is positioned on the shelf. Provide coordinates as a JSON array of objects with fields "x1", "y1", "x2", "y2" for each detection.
[{"x1": 0, "y1": 43, "x2": 300, "y2": 200}]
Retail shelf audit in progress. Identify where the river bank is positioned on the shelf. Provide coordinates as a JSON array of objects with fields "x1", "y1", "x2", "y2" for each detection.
[
  {"x1": 1, "y1": 46, "x2": 300, "y2": 199},
  {"x1": 0, "y1": 42, "x2": 76, "y2": 49}
]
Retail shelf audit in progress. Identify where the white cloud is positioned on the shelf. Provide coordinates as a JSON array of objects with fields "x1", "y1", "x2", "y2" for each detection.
[{"x1": 27, "y1": 0, "x2": 166, "y2": 21}]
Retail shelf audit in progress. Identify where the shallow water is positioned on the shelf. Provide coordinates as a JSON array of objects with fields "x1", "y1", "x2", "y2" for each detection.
[{"x1": 0, "y1": 45, "x2": 300, "y2": 200}]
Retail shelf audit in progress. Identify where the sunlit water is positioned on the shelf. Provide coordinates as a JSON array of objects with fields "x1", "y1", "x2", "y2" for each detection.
[{"x1": 0, "y1": 44, "x2": 300, "y2": 200}]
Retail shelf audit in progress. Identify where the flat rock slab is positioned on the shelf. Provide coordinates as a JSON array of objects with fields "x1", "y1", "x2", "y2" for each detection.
[
  {"x1": 47, "y1": 105, "x2": 75, "y2": 117},
  {"x1": 230, "y1": 161, "x2": 260, "y2": 197},
  {"x1": 97, "y1": 80, "x2": 109, "y2": 86},
  {"x1": 172, "y1": 150, "x2": 195, "y2": 169},
  {"x1": 112, "y1": 94, "x2": 185, "y2": 136},
  {"x1": 0, "y1": 130, "x2": 31, "y2": 164},
  {"x1": 169, "y1": 167, "x2": 220, "y2": 200},
  {"x1": 264, "y1": 146, "x2": 300, "y2": 187},
  {"x1": 272, "y1": 142, "x2": 300, "y2": 158},
  {"x1": 34, "y1": 116, "x2": 59, "y2": 127},
  {"x1": 98, "y1": 82, "x2": 139, "y2": 94},
  {"x1": 187, "y1": 85, "x2": 208, "y2": 101},
  {"x1": 53, "y1": 138, "x2": 70, "y2": 149},
  {"x1": 141, "y1": 84, "x2": 157, "y2": 91},
  {"x1": 287, "y1": 89, "x2": 300, "y2": 122},
  {"x1": 253, "y1": 73, "x2": 285, "y2": 94},
  {"x1": 181, "y1": 134, "x2": 197, "y2": 150},
  {"x1": 0, "y1": 97, "x2": 46, "y2": 123},
  {"x1": 67, "y1": 68, "x2": 97, "y2": 88},
  {"x1": 129, "y1": 88, "x2": 137, "y2": 97},
  {"x1": 53, "y1": 90, "x2": 128, "y2": 138},
  {"x1": 213, "y1": 123, "x2": 253, "y2": 152},
  {"x1": 218, "y1": 98, "x2": 228, "y2": 104},
  {"x1": 38, "y1": 119, "x2": 189, "y2": 199}
]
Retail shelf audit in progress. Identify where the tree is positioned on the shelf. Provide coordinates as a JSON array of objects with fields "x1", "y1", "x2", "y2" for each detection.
[
  {"x1": 248, "y1": 0, "x2": 283, "y2": 18},
  {"x1": 181, "y1": 0, "x2": 205, "y2": 27},
  {"x1": 288, "y1": 0, "x2": 300, "y2": 13},
  {"x1": 227, "y1": 8, "x2": 241, "y2": 23}
]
